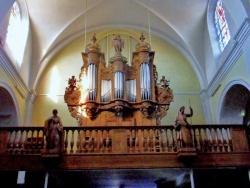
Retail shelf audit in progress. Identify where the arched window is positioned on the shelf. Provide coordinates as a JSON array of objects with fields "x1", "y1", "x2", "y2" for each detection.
[
  {"x1": 6, "y1": 1, "x2": 25, "y2": 66},
  {"x1": 215, "y1": 0, "x2": 231, "y2": 52}
]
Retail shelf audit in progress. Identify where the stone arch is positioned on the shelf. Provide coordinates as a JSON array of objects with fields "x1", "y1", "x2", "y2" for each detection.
[
  {"x1": 218, "y1": 80, "x2": 250, "y2": 124},
  {"x1": 0, "y1": 82, "x2": 20, "y2": 127}
]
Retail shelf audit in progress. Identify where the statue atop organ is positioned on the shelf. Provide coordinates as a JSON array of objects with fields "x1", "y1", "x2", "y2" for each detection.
[{"x1": 64, "y1": 33, "x2": 174, "y2": 126}]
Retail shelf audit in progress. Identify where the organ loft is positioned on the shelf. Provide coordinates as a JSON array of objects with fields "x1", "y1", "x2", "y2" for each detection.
[{"x1": 64, "y1": 33, "x2": 174, "y2": 127}]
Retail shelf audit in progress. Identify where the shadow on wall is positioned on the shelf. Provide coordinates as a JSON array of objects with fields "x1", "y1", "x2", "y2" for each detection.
[
  {"x1": 0, "y1": 86, "x2": 18, "y2": 127},
  {"x1": 220, "y1": 84, "x2": 250, "y2": 124}
]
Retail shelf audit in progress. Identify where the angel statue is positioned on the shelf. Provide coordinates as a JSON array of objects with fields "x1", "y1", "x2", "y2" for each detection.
[{"x1": 112, "y1": 34, "x2": 124, "y2": 53}]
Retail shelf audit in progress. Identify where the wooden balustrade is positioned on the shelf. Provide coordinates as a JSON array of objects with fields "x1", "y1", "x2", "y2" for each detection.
[{"x1": 0, "y1": 125, "x2": 249, "y2": 155}]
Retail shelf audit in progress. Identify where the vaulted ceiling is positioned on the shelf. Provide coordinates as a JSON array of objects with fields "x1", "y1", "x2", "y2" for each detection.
[{"x1": 0, "y1": 0, "x2": 211, "y2": 89}]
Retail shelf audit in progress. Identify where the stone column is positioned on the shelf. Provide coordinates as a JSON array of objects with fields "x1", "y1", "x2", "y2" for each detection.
[
  {"x1": 200, "y1": 89, "x2": 214, "y2": 124},
  {"x1": 24, "y1": 90, "x2": 37, "y2": 126}
]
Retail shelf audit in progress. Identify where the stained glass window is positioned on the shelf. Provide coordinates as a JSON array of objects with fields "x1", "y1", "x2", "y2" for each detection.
[{"x1": 215, "y1": 0, "x2": 230, "y2": 52}]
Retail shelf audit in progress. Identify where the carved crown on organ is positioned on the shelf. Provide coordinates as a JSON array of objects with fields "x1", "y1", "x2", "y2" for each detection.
[{"x1": 64, "y1": 33, "x2": 174, "y2": 126}]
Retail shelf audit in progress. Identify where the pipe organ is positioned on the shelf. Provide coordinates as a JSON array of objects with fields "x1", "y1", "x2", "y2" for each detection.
[{"x1": 64, "y1": 33, "x2": 174, "y2": 126}]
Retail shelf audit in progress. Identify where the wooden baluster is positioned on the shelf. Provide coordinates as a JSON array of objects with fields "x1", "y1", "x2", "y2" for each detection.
[
  {"x1": 148, "y1": 129, "x2": 152, "y2": 152},
  {"x1": 203, "y1": 128, "x2": 209, "y2": 152},
  {"x1": 43, "y1": 128, "x2": 47, "y2": 151},
  {"x1": 135, "y1": 129, "x2": 139, "y2": 153},
  {"x1": 19, "y1": 130, "x2": 26, "y2": 154},
  {"x1": 194, "y1": 128, "x2": 200, "y2": 150},
  {"x1": 10, "y1": 130, "x2": 16, "y2": 154},
  {"x1": 170, "y1": 128, "x2": 175, "y2": 152},
  {"x1": 92, "y1": 130, "x2": 97, "y2": 153},
  {"x1": 99, "y1": 130, "x2": 103, "y2": 153},
  {"x1": 145, "y1": 129, "x2": 150, "y2": 152},
  {"x1": 199, "y1": 128, "x2": 206, "y2": 152},
  {"x1": 95, "y1": 129, "x2": 100, "y2": 153},
  {"x1": 164, "y1": 128, "x2": 169, "y2": 152},
  {"x1": 88, "y1": 130, "x2": 93, "y2": 153},
  {"x1": 155, "y1": 129, "x2": 160, "y2": 152},
  {"x1": 141, "y1": 129, "x2": 145, "y2": 152},
  {"x1": 25, "y1": 130, "x2": 30, "y2": 154},
  {"x1": 152, "y1": 129, "x2": 156, "y2": 152},
  {"x1": 226, "y1": 127, "x2": 232, "y2": 151},
  {"x1": 129, "y1": 129, "x2": 133, "y2": 153},
  {"x1": 64, "y1": 130, "x2": 68, "y2": 154},
  {"x1": 208, "y1": 128, "x2": 213, "y2": 152},
  {"x1": 31, "y1": 130, "x2": 35, "y2": 153},
  {"x1": 12, "y1": 130, "x2": 18, "y2": 154},
  {"x1": 81, "y1": 129, "x2": 86, "y2": 153},
  {"x1": 12, "y1": 131, "x2": 18, "y2": 153},
  {"x1": 222, "y1": 128, "x2": 229, "y2": 152},
  {"x1": 159, "y1": 129, "x2": 165, "y2": 152},
  {"x1": 15, "y1": 130, "x2": 21, "y2": 154},
  {"x1": 222, "y1": 128, "x2": 230, "y2": 152},
  {"x1": 15, "y1": 130, "x2": 21, "y2": 148},
  {"x1": 205, "y1": 128, "x2": 210, "y2": 152},
  {"x1": 105, "y1": 129, "x2": 110, "y2": 153},
  {"x1": 166, "y1": 129, "x2": 171, "y2": 152},
  {"x1": 70, "y1": 130, "x2": 74, "y2": 153},
  {"x1": 38, "y1": 130, "x2": 44, "y2": 151},
  {"x1": 158, "y1": 129, "x2": 163, "y2": 152},
  {"x1": 76, "y1": 129, "x2": 80, "y2": 153},
  {"x1": 218, "y1": 128, "x2": 225, "y2": 152},
  {"x1": 35, "y1": 130, "x2": 40, "y2": 153},
  {"x1": 190, "y1": 128, "x2": 194, "y2": 149},
  {"x1": 212, "y1": 128, "x2": 219, "y2": 152},
  {"x1": 5, "y1": 131, "x2": 11, "y2": 153}
]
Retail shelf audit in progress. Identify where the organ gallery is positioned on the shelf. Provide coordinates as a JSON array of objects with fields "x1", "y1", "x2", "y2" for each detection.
[{"x1": 64, "y1": 33, "x2": 174, "y2": 126}]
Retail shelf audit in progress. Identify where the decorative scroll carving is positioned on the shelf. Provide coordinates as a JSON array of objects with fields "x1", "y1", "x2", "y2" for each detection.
[
  {"x1": 140, "y1": 102, "x2": 156, "y2": 118},
  {"x1": 155, "y1": 77, "x2": 174, "y2": 125},
  {"x1": 84, "y1": 103, "x2": 99, "y2": 120},
  {"x1": 101, "y1": 65, "x2": 113, "y2": 80},
  {"x1": 157, "y1": 87, "x2": 173, "y2": 104},
  {"x1": 64, "y1": 76, "x2": 81, "y2": 106}
]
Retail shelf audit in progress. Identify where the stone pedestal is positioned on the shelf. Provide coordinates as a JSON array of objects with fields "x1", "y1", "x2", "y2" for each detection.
[{"x1": 177, "y1": 147, "x2": 197, "y2": 161}]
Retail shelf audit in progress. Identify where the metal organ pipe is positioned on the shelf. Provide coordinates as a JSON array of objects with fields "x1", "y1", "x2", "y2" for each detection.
[
  {"x1": 126, "y1": 79, "x2": 136, "y2": 102},
  {"x1": 140, "y1": 63, "x2": 151, "y2": 100},
  {"x1": 115, "y1": 71, "x2": 123, "y2": 99},
  {"x1": 146, "y1": 63, "x2": 151, "y2": 99},
  {"x1": 101, "y1": 80, "x2": 111, "y2": 102},
  {"x1": 87, "y1": 64, "x2": 97, "y2": 100}
]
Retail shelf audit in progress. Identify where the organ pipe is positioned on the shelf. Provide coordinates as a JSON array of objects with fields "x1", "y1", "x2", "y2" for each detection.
[
  {"x1": 87, "y1": 64, "x2": 97, "y2": 100},
  {"x1": 126, "y1": 79, "x2": 136, "y2": 102},
  {"x1": 101, "y1": 80, "x2": 111, "y2": 102},
  {"x1": 140, "y1": 63, "x2": 151, "y2": 100},
  {"x1": 114, "y1": 71, "x2": 124, "y2": 99}
]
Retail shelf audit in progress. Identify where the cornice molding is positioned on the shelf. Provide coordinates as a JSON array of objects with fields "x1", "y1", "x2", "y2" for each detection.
[
  {"x1": 207, "y1": 18, "x2": 250, "y2": 97},
  {"x1": 0, "y1": 47, "x2": 29, "y2": 99}
]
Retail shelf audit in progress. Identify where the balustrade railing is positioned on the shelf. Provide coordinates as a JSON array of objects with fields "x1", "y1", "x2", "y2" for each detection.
[{"x1": 0, "y1": 125, "x2": 249, "y2": 155}]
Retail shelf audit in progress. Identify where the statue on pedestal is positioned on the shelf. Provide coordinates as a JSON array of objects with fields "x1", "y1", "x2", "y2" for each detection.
[
  {"x1": 44, "y1": 109, "x2": 63, "y2": 153},
  {"x1": 174, "y1": 106, "x2": 193, "y2": 148}
]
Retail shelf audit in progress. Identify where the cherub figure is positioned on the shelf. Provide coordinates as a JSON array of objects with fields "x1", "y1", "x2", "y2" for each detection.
[
  {"x1": 67, "y1": 75, "x2": 77, "y2": 91},
  {"x1": 160, "y1": 76, "x2": 169, "y2": 88}
]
